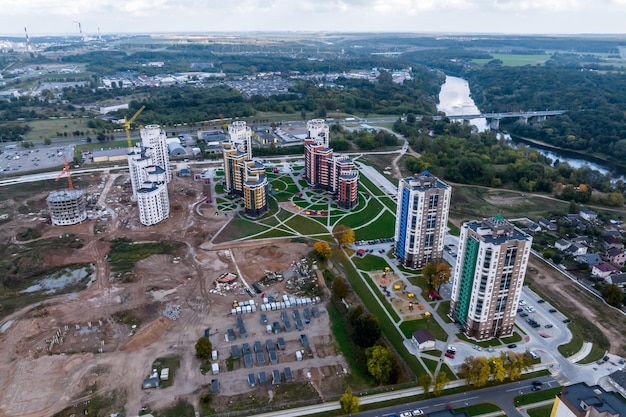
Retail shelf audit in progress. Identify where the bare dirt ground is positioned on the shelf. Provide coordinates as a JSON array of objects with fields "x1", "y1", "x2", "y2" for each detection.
[{"x1": 0, "y1": 169, "x2": 338, "y2": 417}]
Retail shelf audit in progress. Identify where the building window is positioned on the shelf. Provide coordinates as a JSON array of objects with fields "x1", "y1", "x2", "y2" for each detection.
[
  {"x1": 426, "y1": 215, "x2": 436, "y2": 229},
  {"x1": 412, "y1": 196, "x2": 419, "y2": 211},
  {"x1": 504, "y1": 247, "x2": 517, "y2": 267},
  {"x1": 428, "y1": 194, "x2": 439, "y2": 210},
  {"x1": 425, "y1": 233, "x2": 434, "y2": 248}
]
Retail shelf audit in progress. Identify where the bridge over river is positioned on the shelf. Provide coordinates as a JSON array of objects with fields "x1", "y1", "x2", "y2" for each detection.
[{"x1": 436, "y1": 110, "x2": 567, "y2": 129}]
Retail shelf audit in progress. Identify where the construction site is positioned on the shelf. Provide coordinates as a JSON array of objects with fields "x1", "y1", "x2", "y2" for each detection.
[{"x1": 0, "y1": 152, "x2": 348, "y2": 417}]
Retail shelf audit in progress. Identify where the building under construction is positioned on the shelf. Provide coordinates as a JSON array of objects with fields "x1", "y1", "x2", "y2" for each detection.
[
  {"x1": 46, "y1": 155, "x2": 87, "y2": 226},
  {"x1": 47, "y1": 189, "x2": 87, "y2": 226}
]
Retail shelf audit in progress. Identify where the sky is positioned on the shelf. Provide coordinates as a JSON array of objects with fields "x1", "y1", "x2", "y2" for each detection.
[{"x1": 2, "y1": 0, "x2": 626, "y2": 36}]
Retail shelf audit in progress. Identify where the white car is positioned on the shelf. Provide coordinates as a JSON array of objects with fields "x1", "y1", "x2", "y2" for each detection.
[
  {"x1": 519, "y1": 299, "x2": 527, "y2": 306},
  {"x1": 413, "y1": 410, "x2": 424, "y2": 416},
  {"x1": 447, "y1": 345, "x2": 457, "y2": 352},
  {"x1": 400, "y1": 413, "x2": 413, "y2": 417},
  {"x1": 472, "y1": 345, "x2": 482, "y2": 351}
]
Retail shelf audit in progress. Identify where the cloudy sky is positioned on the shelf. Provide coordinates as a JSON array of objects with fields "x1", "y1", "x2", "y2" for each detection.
[{"x1": 2, "y1": 0, "x2": 626, "y2": 36}]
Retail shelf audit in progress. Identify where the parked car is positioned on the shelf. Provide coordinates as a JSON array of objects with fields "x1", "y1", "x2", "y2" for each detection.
[
  {"x1": 549, "y1": 308, "x2": 557, "y2": 313},
  {"x1": 533, "y1": 381, "x2": 543, "y2": 386},
  {"x1": 445, "y1": 352, "x2": 455, "y2": 358},
  {"x1": 508, "y1": 344, "x2": 517, "y2": 348},
  {"x1": 537, "y1": 299, "x2": 545, "y2": 303},
  {"x1": 532, "y1": 386, "x2": 542, "y2": 392},
  {"x1": 563, "y1": 318, "x2": 571, "y2": 323},
  {"x1": 544, "y1": 324, "x2": 553, "y2": 328},
  {"x1": 472, "y1": 345, "x2": 482, "y2": 351},
  {"x1": 520, "y1": 312, "x2": 528, "y2": 317},
  {"x1": 413, "y1": 410, "x2": 424, "y2": 416}
]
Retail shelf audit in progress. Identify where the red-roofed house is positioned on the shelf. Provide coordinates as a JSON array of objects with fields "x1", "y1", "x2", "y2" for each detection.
[{"x1": 592, "y1": 263, "x2": 619, "y2": 279}]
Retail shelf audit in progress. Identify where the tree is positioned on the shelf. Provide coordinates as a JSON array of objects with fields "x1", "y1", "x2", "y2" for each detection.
[
  {"x1": 96, "y1": 131, "x2": 106, "y2": 142},
  {"x1": 313, "y1": 241, "x2": 332, "y2": 261},
  {"x1": 424, "y1": 261, "x2": 451, "y2": 292},
  {"x1": 602, "y1": 284, "x2": 624, "y2": 306},
  {"x1": 490, "y1": 356, "x2": 506, "y2": 382},
  {"x1": 351, "y1": 314, "x2": 381, "y2": 348},
  {"x1": 366, "y1": 345, "x2": 394, "y2": 384},
  {"x1": 333, "y1": 224, "x2": 355, "y2": 247},
  {"x1": 418, "y1": 374, "x2": 433, "y2": 395},
  {"x1": 332, "y1": 276, "x2": 349, "y2": 299},
  {"x1": 44, "y1": 138, "x2": 52, "y2": 145},
  {"x1": 432, "y1": 371, "x2": 449, "y2": 396},
  {"x1": 195, "y1": 336, "x2": 212, "y2": 359},
  {"x1": 339, "y1": 388, "x2": 359, "y2": 414}
]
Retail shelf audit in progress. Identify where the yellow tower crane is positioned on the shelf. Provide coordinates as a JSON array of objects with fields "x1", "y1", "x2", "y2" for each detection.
[{"x1": 124, "y1": 105, "x2": 146, "y2": 149}]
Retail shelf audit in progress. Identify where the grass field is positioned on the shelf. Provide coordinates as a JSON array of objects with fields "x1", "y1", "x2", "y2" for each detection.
[
  {"x1": 107, "y1": 239, "x2": 182, "y2": 273},
  {"x1": 399, "y1": 318, "x2": 448, "y2": 341},
  {"x1": 514, "y1": 386, "x2": 561, "y2": 406},
  {"x1": 472, "y1": 53, "x2": 552, "y2": 66},
  {"x1": 353, "y1": 255, "x2": 390, "y2": 271},
  {"x1": 23, "y1": 118, "x2": 95, "y2": 142},
  {"x1": 527, "y1": 404, "x2": 555, "y2": 417}
]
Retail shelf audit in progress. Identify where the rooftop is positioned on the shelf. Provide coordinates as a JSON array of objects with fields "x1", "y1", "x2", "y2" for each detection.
[
  {"x1": 559, "y1": 382, "x2": 626, "y2": 416},
  {"x1": 402, "y1": 171, "x2": 450, "y2": 192}
]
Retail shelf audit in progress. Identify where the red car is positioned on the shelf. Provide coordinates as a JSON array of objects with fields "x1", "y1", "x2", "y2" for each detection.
[{"x1": 445, "y1": 352, "x2": 455, "y2": 359}]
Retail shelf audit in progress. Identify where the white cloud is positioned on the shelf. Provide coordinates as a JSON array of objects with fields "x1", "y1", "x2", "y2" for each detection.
[
  {"x1": 493, "y1": 0, "x2": 580, "y2": 12},
  {"x1": 0, "y1": 0, "x2": 170, "y2": 16}
]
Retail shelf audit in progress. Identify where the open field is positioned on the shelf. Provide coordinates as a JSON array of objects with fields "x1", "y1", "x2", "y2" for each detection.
[{"x1": 472, "y1": 54, "x2": 552, "y2": 66}]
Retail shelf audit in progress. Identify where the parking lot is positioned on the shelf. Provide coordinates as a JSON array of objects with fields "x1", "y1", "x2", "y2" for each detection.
[{"x1": 0, "y1": 144, "x2": 75, "y2": 175}]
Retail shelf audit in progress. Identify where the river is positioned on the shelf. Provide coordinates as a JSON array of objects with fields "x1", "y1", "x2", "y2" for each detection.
[{"x1": 437, "y1": 75, "x2": 625, "y2": 180}]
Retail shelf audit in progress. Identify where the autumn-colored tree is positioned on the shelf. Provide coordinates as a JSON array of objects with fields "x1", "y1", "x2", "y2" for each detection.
[
  {"x1": 366, "y1": 345, "x2": 394, "y2": 384},
  {"x1": 419, "y1": 374, "x2": 433, "y2": 395},
  {"x1": 432, "y1": 371, "x2": 449, "y2": 396},
  {"x1": 333, "y1": 224, "x2": 355, "y2": 247},
  {"x1": 313, "y1": 241, "x2": 332, "y2": 261},
  {"x1": 423, "y1": 261, "x2": 451, "y2": 292},
  {"x1": 339, "y1": 388, "x2": 360, "y2": 414},
  {"x1": 332, "y1": 276, "x2": 349, "y2": 299},
  {"x1": 490, "y1": 356, "x2": 506, "y2": 382}
]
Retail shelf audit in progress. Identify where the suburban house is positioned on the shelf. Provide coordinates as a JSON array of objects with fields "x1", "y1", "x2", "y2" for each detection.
[
  {"x1": 571, "y1": 236, "x2": 593, "y2": 248},
  {"x1": 592, "y1": 263, "x2": 619, "y2": 279},
  {"x1": 605, "y1": 247, "x2": 626, "y2": 266},
  {"x1": 579, "y1": 208, "x2": 598, "y2": 221},
  {"x1": 565, "y1": 244, "x2": 587, "y2": 256},
  {"x1": 411, "y1": 329, "x2": 436, "y2": 351},
  {"x1": 574, "y1": 253, "x2": 603, "y2": 265},
  {"x1": 602, "y1": 235, "x2": 624, "y2": 250},
  {"x1": 526, "y1": 220, "x2": 541, "y2": 232},
  {"x1": 538, "y1": 218, "x2": 557, "y2": 231},
  {"x1": 555, "y1": 239, "x2": 572, "y2": 252},
  {"x1": 605, "y1": 273, "x2": 626, "y2": 288}
]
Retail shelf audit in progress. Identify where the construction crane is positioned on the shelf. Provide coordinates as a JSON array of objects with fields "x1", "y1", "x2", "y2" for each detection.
[
  {"x1": 73, "y1": 20, "x2": 84, "y2": 41},
  {"x1": 55, "y1": 156, "x2": 74, "y2": 190},
  {"x1": 124, "y1": 105, "x2": 146, "y2": 149},
  {"x1": 24, "y1": 27, "x2": 32, "y2": 52}
]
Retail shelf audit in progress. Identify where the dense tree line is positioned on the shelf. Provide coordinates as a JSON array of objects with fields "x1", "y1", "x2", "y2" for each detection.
[
  {"x1": 461, "y1": 64, "x2": 626, "y2": 162},
  {"x1": 394, "y1": 119, "x2": 619, "y2": 201}
]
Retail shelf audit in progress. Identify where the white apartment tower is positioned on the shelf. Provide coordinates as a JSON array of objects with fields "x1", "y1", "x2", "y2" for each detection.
[
  {"x1": 139, "y1": 125, "x2": 171, "y2": 182},
  {"x1": 307, "y1": 118, "x2": 330, "y2": 147},
  {"x1": 227, "y1": 121, "x2": 252, "y2": 160},
  {"x1": 394, "y1": 171, "x2": 451, "y2": 269},
  {"x1": 449, "y1": 216, "x2": 532, "y2": 340},
  {"x1": 127, "y1": 125, "x2": 171, "y2": 226}
]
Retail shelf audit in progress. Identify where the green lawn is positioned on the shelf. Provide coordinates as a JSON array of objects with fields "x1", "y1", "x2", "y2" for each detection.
[
  {"x1": 74, "y1": 140, "x2": 130, "y2": 160},
  {"x1": 212, "y1": 217, "x2": 270, "y2": 242},
  {"x1": 514, "y1": 386, "x2": 561, "y2": 406},
  {"x1": 576, "y1": 344, "x2": 606, "y2": 364},
  {"x1": 284, "y1": 215, "x2": 329, "y2": 236},
  {"x1": 422, "y1": 357, "x2": 438, "y2": 373},
  {"x1": 327, "y1": 302, "x2": 371, "y2": 382},
  {"x1": 23, "y1": 118, "x2": 95, "y2": 142},
  {"x1": 527, "y1": 404, "x2": 555, "y2": 417},
  {"x1": 399, "y1": 318, "x2": 448, "y2": 341},
  {"x1": 436, "y1": 301, "x2": 452, "y2": 323},
  {"x1": 354, "y1": 210, "x2": 396, "y2": 240},
  {"x1": 353, "y1": 255, "x2": 390, "y2": 271},
  {"x1": 455, "y1": 403, "x2": 502, "y2": 416},
  {"x1": 357, "y1": 169, "x2": 386, "y2": 196},
  {"x1": 107, "y1": 239, "x2": 182, "y2": 273},
  {"x1": 334, "y1": 251, "x2": 427, "y2": 378}
]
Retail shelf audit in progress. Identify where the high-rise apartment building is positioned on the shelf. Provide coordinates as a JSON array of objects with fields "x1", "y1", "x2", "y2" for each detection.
[
  {"x1": 394, "y1": 172, "x2": 451, "y2": 269},
  {"x1": 449, "y1": 216, "x2": 532, "y2": 340},
  {"x1": 222, "y1": 121, "x2": 269, "y2": 217},
  {"x1": 127, "y1": 125, "x2": 171, "y2": 226},
  {"x1": 227, "y1": 120, "x2": 253, "y2": 159},
  {"x1": 304, "y1": 119, "x2": 359, "y2": 209}
]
